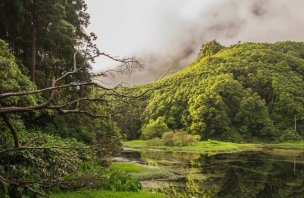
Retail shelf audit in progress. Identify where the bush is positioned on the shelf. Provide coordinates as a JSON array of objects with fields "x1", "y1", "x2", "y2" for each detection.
[
  {"x1": 145, "y1": 131, "x2": 200, "y2": 147},
  {"x1": 278, "y1": 129, "x2": 302, "y2": 142},
  {"x1": 172, "y1": 131, "x2": 200, "y2": 146},
  {"x1": 162, "y1": 132, "x2": 175, "y2": 145},
  {"x1": 161, "y1": 131, "x2": 200, "y2": 146},
  {"x1": 0, "y1": 129, "x2": 96, "y2": 197},
  {"x1": 49, "y1": 161, "x2": 142, "y2": 193},
  {"x1": 100, "y1": 170, "x2": 142, "y2": 192},
  {"x1": 141, "y1": 117, "x2": 170, "y2": 139}
]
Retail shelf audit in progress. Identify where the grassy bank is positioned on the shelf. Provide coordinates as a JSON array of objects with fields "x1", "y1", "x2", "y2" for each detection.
[
  {"x1": 110, "y1": 162, "x2": 171, "y2": 180},
  {"x1": 123, "y1": 140, "x2": 259, "y2": 153},
  {"x1": 51, "y1": 190, "x2": 163, "y2": 198},
  {"x1": 123, "y1": 140, "x2": 304, "y2": 153},
  {"x1": 262, "y1": 141, "x2": 304, "y2": 150}
]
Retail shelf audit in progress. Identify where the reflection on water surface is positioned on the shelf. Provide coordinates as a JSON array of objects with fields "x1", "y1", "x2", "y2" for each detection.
[{"x1": 119, "y1": 149, "x2": 304, "y2": 198}]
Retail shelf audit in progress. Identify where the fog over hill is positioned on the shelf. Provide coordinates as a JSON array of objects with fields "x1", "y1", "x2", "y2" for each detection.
[{"x1": 87, "y1": 0, "x2": 304, "y2": 85}]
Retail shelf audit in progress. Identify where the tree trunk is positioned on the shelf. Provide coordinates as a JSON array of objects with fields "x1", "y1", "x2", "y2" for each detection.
[
  {"x1": 294, "y1": 114, "x2": 297, "y2": 132},
  {"x1": 31, "y1": 24, "x2": 36, "y2": 82},
  {"x1": 31, "y1": 1, "x2": 37, "y2": 82},
  {"x1": 2, "y1": 115, "x2": 19, "y2": 148}
]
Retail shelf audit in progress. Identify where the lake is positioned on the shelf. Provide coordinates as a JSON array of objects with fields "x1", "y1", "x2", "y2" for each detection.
[{"x1": 115, "y1": 148, "x2": 304, "y2": 198}]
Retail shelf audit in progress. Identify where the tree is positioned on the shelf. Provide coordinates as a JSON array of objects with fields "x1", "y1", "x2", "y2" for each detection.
[
  {"x1": 0, "y1": 38, "x2": 143, "y2": 196},
  {"x1": 131, "y1": 41, "x2": 304, "y2": 142},
  {"x1": 142, "y1": 117, "x2": 170, "y2": 139},
  {"x1": 0, "y1": 0, "x2": 149, "y2": 196},
  {"x1": 0, "y1": 0, "x2": 93, "y2": 87},
  {"x1": 198, "y1": 39, "x2": 224, "y2": 59},
  {"x1": 235, "y1": 93, "x2": 275, "y2": 141}
]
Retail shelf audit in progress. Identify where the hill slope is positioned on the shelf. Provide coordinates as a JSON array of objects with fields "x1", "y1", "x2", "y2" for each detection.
[{"x1": 122, "y1": 41, "x2": 304, "y2": 142}]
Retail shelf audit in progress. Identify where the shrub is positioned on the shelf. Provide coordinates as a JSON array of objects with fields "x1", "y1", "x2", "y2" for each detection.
[
  {"x1": 162, "y1": 131, "x2": 200, "y2": 146},
  {"x1": 145, "y1": 131, "x2": 200, "y2": 147},
  {"x1": 162, "y1": 131, "x2": 175, "y2": 145},
  {"x1": 100, "y1": 170, "x2": 142, "y2": 192},
  {"x1": 0, "y1": 129, "x2": 96, "y2": 197},
  {"x1": 147, "y1": 137, "x2": 163, "y2": 146},
  {"x1": 172, "y1": 131, "x2": 191, "y2": 146},
  {"x1": 278, "y1": 129, "x2": 302, "y2": 142},
  {"x1": 141, "y1": 117, "x2": 170, "y2": 139}
]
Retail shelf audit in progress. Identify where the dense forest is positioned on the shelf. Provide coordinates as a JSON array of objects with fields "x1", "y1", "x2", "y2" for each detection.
[
  {"x1": 117, "y1": 40, "x2": 304, "y2": 143},
  {"x1": 0, "y1": 0, "x2": 142, "y2": 197},
  {"x1": 0, "y1": 0, "x2": 303, "y2": 197}
]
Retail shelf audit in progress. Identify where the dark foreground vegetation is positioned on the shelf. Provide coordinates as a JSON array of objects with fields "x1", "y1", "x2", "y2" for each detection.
[
  {"x1": 0, "y1": 0, "x2": 144, "y2": 197},
  {"x1": 0, "y1": 0, "x2": 303, "y2": 198}
]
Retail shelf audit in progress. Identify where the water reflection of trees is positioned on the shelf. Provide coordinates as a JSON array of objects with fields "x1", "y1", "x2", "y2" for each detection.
[{"x1": 159, "y1": 152, "x2": 304, "y2": 198}]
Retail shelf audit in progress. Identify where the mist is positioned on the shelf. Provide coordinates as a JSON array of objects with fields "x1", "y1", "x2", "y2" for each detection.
[{"x1": 87, "y1": 0, "x2": 304, "y2": 85}]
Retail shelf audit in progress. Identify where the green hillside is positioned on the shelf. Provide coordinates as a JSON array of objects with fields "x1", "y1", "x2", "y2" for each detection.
[{"x1": 122, "y1": 41, "x2": 304, "y2": 142}]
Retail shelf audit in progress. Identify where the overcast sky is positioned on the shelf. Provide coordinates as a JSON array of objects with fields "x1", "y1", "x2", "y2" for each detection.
[{"x1": 86, "y1": 0, "x2": 304, "y2": 84}]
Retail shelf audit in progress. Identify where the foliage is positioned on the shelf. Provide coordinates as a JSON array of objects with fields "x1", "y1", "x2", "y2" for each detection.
[
  {"x1": 141, "y1": 117, "x2": 170, "y2": 139},
  {"x1": 0, "y1": 37, "x2": 124, "y2": 197},
  {"x1": 0, "y1": 40, "x2": 38, "y2": 107},
  {"x1": 0, "y1": 129, "x2": 95, "y2": 197},
  {"x1": 110, "y1": 162, "x2": 171, "y2": 180},
  {"x1": 149, "y1": 131, "x2": 201, "y2": 146},
  {"x1": 0, "y1": 0, "x2": 93, "y2": 87},
  {"x1": 171, "y1": 131, "x2": 200, "y2": 146},
  {"x1": 0, "y1": 0, "x2": 125, "y2": 196},
  {"x1": 51, "y1": 190, "x2": 164, "y2": 198},
  {"x1": 120, "y1": 41, "x2": 304, "y2": 142},
  {"x1": 277, "y1": 129, "x2": 302, "y2": 142},
  {"x1": 100, "y1": 170, "x2": 142, "y2": 192},
  {"x1": 198, "y1": 39, "x2": 224, "y2": 59}
]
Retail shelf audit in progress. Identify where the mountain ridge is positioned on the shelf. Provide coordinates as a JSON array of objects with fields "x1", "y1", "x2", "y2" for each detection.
[{"x1": 119, "y1": 41, "x2": 304, "y2": 142}]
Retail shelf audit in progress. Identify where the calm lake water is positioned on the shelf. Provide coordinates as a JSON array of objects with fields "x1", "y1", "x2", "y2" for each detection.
[{"x1": 118, "y1": 148, "x2": 304, "y2": 198}]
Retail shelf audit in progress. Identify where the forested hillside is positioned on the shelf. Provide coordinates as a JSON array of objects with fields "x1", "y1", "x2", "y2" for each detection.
[{"x1": 119, "y1": 41, "x2": 304, "y2": 143}]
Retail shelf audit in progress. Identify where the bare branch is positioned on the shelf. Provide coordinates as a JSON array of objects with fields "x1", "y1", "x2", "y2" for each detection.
[
  {"x1": 0, "y1": 82, "x2": 97, "y2": 99},
  {"x1": 26, "y1": 186, "x2": 49, "y2": 198},
  {"x1": 54, "y1": 52, "x2": 79, "y2": 84},
  {"x1": 93, "y1": 52, "x2": 143, "y2": 77},
  {"x1": 0, "y1": 146, "x2": 88, "y2": 155},
  {"x1": 59, "y1": 110, "x2": 109, "y2": 118}
]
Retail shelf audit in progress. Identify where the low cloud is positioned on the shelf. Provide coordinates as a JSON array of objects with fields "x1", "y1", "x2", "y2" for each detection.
[{"x1": 93, "y1": 0, "x2": 304, "y2": 85}]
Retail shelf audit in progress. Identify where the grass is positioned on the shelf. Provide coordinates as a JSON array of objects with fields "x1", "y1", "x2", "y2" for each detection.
[
  {"x1": 262, "y1": 141, "x2": 304, "y2": 150},
  {"x1": 51, "y1": 190, "x2": 163, "y2": 198},
  {"x1": 110, "y1": 162, "x2": 147, "y2": 173},
  {"x1": 123, "y1": 140, "x2": 304, "y2": 154},
  {"x1": 110, "y1": 162, "x2": 171, "y2": 180},
  {"x1": 123, "y1": 140, "x2": 259, "y2": 154}
]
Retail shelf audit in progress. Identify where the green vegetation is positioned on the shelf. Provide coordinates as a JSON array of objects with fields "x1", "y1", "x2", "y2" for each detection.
[
  {"x1": 0, "y1": 0, "x2": 133, "y2": 197},
  {"x1": 51, "y1": 190, "x2": 164, "y2": 198},
  {"x1": 118, "y1": 41, "x2": 304, "y2": 143},
  {"x1": 263, "y1": 141, "x2": 304, "y2": 150},
  {"x1": 0, "y1": 0, "x2": 303, "y2": 197},
  {"x1": 147, "y1": 131, "x2": 200, "y2": 146},
  {"x1": 123, "y1": 140, "x2": 260, "y2": 154},
  {"x1": 142, "y1": 116, "x2": 170, "y2": 139},
  {"x1": 110, "y1": 162, "x2": 171, "y2": 180},
  {"x1": 153, "y1": 150, "x2": 304, "y2": 198},
  {"x1": 124, "y1": 140, "x2": 304, "y2": 154},
  {"x1": 110, "y1": 162, "x2": 147, "y2": 173}
]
